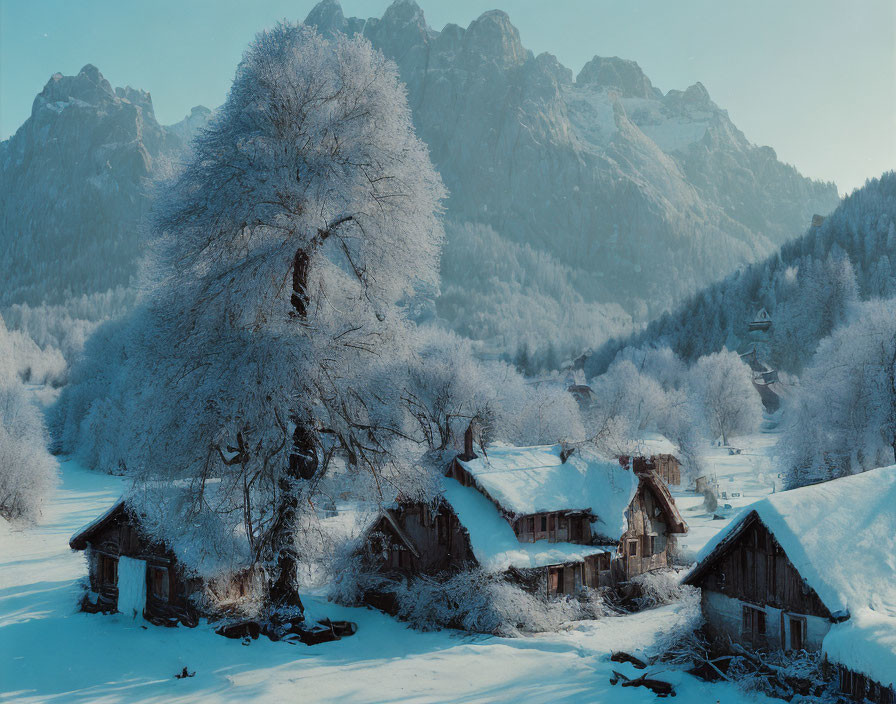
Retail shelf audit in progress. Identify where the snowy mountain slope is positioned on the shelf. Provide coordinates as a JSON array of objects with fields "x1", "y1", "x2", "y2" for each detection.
[
  {"x1": 0, "y1": 65, "x2": 209, "y2": 307},
  {"x1": 0, "y1": 456, "x2": 779, "y2": 704},
  {"x1": 589, "y1": 171, "x2": 896, "y2": 376},
  {"x1": 306, "y1": 0, "x2": 839, "y2": 336}
]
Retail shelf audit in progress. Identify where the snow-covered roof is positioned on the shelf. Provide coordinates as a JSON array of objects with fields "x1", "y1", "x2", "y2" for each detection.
[
  {"x1": 456, "y1": 444, "x2": 639, "y2": 540},
  {"x1": 441, "y1": 477, "x2": 613, "y2": 572},
  {"x1": 69, "y1": 497, "x2": 126, "y2": 550},
  {"x1": 686, "y1": 465, "x2": 896, "y2": 686},
  {"x1": 823, "y1": 607, "x2": 896, "y2": 689},
  {"x1": 629, "y1": 432, "x2": 678, "y2": 458}
]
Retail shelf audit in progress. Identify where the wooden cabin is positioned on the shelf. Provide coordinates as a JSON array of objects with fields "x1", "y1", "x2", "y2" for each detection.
[
  {"x1": 70, "y1": 498, "x2": 260, "y2": 625},
  {"x1": 360, "y1": 439, "x2": 687, "y2": 601},
  {"x1": 620, "y1": 453, "x2": 681, "y2": 488},
  {"x1": 684, "y1": 467, "x2": 896, "y2": 703}
]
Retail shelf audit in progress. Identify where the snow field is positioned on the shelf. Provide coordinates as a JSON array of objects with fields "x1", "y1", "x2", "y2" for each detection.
[{"x1": 0, "y1": 458, "x2": 781, "y2": 703}]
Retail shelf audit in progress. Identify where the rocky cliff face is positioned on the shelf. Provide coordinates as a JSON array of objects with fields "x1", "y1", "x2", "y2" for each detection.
[
  {"x1": 0, "y1": 65, "x2": 208, "y2": 306},
  {"x1": 305, "y1": 0, "x2": 839, "y2": 327}
]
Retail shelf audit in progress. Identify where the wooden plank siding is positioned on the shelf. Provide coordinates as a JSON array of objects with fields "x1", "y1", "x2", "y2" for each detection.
[
  {"x1": 619, "y1": 483, "x2": 675, "y2": 579},
  {"x1": 689, "y1": 514, "x2": 830, "y2": 618}
]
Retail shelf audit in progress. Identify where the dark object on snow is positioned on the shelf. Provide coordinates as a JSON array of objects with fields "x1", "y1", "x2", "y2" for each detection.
[
  {"x1": 287, "y1": 619, "x2": 358, "y2": 646},
  {"x1": 258, "y1": 616, "x2": 357, "y2": 646},
  {"x1": 216, "y1": 620, "x2": 261, "y2": 640},
  {"x1": 174, "y1": 667, "x2": 195, "y2": 679},
  {"x1": 610, "y1": 670, "x2": 675, "y2": 697},
  {"x1": 610, "y1": 651, "x2": 647, "y2": 669}
]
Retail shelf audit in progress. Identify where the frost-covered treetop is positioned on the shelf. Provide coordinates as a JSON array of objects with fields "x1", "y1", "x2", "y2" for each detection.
[{"x1": 153, "y1": 22, "x2": 445, "y2": 317}]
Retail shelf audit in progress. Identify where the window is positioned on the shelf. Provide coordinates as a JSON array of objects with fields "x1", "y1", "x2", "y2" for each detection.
[
  {"x1": 558, "y1": 516, "x2": 567, "y2": 530},
  {"x1": 527, "y1": 517, "x2": 535, "y2": 533},
  {"x1": 649, "y1": 536, "x2": 657, "y2": 555},
  {"x1": 742, "y1": 605, "x2": 766, "y2": 640},
  {"x1": 597, "y1": 553, "x2": 611, "y2": 571},
  {"x1": 548, "y1": 514, "x2": 555, "y2": 531},
  {"x1": 150, "y1": 566, "x2": 169, "y2": 602},
  {"x1": 627, "y1": 539, "x2": 638, "y2": 557},
  {"x1": 540, "y1": 515, "x2": 547, "y2": 532},
  {"x1": 99, "y1": 554, "x2": 118, "y2": 586}
]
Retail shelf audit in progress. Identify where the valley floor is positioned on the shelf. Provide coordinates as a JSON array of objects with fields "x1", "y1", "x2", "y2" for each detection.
[{"x1": 1, "y1": 451, "x2": 780, "y2": 703}]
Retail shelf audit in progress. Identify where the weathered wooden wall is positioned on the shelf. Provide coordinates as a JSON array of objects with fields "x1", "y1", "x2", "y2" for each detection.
[
  {"x1": 618, "y1": 484, "x2": 674, "y2": 579},
  {"x1": 693, "y1": 517, "x2": 830, "y2": 618}
]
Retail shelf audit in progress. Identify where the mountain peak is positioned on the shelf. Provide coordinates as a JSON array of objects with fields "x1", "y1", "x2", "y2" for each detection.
[
  {"x1": 575, "y1": 56, "x2": 660, "y2": 99},
  {"x1": 664, "y1": 81, "x2": 716, "y2": 112},
  {"x1": 465, "y1": 10, "x2": 527, "y2": 69},
  {"x1": 304, "y1": 0, "x2": 345, "y2": 36},
  {"x1": 37, "y1": 64, "x2": 115, "y2": 112}
]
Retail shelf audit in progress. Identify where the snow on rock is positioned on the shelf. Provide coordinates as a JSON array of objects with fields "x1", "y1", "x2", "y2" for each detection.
[
  {"x1": 116, "y1": 555, "x2": 147, "y2": 619},
  {"x1": 442, "y1": 477, "x2": 613, "y2": 572},
  {"x1": 456, "y1": 444, "x2": 638, "y2": 540}
]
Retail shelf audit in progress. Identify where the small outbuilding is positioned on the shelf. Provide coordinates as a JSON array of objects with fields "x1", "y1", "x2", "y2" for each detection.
[
  {"x1": 70, "y1": 496, "x2": 261, "y2": 626},
  {"x1": 684, "y1": 466, "x2": 896, "y2": 703}
]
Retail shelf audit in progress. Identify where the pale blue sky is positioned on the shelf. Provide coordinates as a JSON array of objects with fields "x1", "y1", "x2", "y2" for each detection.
[{"x1": 1, "y1": 0, "x2": 893, "y2": 193}]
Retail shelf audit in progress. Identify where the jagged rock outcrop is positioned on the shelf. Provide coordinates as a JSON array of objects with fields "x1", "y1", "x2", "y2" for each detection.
[
  {"x1": 305, "y1": 1, "x2": 839, "y2": 327},
  {"x1": 0, "y1": 65, "x2": 209, "y2": 305}
]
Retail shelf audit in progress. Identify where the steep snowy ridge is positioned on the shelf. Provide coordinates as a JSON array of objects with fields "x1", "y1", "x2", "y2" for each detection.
[
  {"x1": 305, "y1": 0, "x2": 839, "y2": 334},
  {"x1": 0, "y1": 65, "x2": 210, "y2": 306}
]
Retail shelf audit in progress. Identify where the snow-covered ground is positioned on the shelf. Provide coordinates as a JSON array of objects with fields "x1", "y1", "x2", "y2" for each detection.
[
  {"x1": 0, "y1": 458, "x2": 783, "y2": 703},
  {"x1": 674, "y1": 417, "x2": 781, "y2": 561}
]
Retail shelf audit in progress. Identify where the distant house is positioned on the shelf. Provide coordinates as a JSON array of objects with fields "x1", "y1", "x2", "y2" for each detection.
[
  {"x1": 684, "y1": 467, "x2": 896, "y2": 703},
  {"x1": 359, "y1": 434, "x2": 687, "y2": 600},
  {"x1": 748, "y1": 307, "x2": 772, "y2": 333},
  {"x1": 619, "y1": 433, "x2": 682, "y2": 487},
  {"x1": 70, "y1": 496, "x2": 260, "y2": 625}
]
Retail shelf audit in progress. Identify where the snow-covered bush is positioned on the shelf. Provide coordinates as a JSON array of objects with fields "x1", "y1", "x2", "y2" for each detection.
[
  {"x1": 332, "y1": 558, "x2": 607, "y2": 635},
  {"x1": 781, "y1": 298, "x2": 896, "y2": 487},
  {"x1": 630, "y1": 569, "x2": 695, "y2": 610},
  {"x1": 0, "y1": 384, "x2": 57, "y2": 522}
]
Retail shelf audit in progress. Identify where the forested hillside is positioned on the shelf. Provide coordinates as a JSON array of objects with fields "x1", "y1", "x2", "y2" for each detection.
[{"x1": 589, "y1": 172, "x2": 896, "y2": 378}]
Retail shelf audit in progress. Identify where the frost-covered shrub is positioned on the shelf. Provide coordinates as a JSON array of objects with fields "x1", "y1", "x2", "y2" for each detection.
[
  {"x1": 0, "y1": 384, "x2": 57, "y2": 522},
  {"x1": 630, "y1": 569, "x2": 695, "y2": 610},
  {"x1": 332, "y1": 557, "x2": 608, "y2": 635}
]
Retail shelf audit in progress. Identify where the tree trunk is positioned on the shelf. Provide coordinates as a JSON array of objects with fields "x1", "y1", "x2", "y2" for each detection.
[{"x1": 268, "y1": 248, "x2": 318, "y2": 610}]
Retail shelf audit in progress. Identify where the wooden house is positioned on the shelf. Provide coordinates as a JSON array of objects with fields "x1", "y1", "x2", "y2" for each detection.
[
  {"x1": 618, "y1": 433, "x2": 682, "y2": 487},
  {"x1": 359, "y1": 437, "x2": 687, "y2": 600},
  {"x1": 70, "y1": 498, "x2": 260, "y2": 625},
  {"x1": 684, "y1": 467, "x2": 896, "y2": 703}
]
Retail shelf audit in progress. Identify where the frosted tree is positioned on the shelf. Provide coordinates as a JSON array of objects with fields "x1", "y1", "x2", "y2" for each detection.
[
  {"x1": 0, "y1": 316, "x2": 58, "y2": 522},
  {"x1": 782, "y1": 299, "x2": 896, "y2": 487},
  {"x1": 105, "y1": 24, "x2": 444, "y2": 608},
  {"x1": 689, "y1": 349, "x2": 762, "y2": 445}
]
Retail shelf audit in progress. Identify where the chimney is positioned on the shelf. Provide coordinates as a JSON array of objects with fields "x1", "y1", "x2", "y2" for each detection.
[{"x1": 461, "y1": 422, "x2": 477, "y2": 461}]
